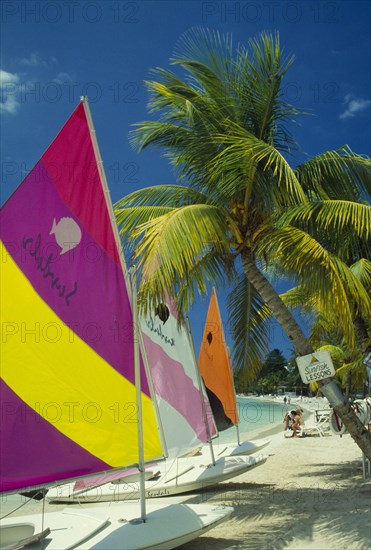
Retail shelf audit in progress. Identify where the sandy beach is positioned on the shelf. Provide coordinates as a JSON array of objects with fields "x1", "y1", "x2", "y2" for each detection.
[
  {"x1": 3, "y1": 404, "x2": 370, "y2": 549},
  {"x1": 180, "y1": 428, "x2": 371, "y2": 549}
]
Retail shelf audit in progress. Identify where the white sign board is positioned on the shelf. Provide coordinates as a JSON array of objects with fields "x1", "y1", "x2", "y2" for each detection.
[{"x1": 296, "y1": 350, "x2": 335, "y2": 384}]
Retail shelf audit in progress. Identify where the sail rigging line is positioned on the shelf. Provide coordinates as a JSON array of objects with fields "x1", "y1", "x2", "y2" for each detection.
[
  {"x1": 41, "y1": 493, "x2": 46, "y2": 535},
  {"x1": 164, "y1": 466, "x2": 195, "y2": 485},
  {"x1": 82, "y1": 97, "x2": 167, "y2": 466},
  {"x1": 83, "y1": 97, "x2": 151, "y2": 524},
  {"x1": 0, "y1": 499, "x2": 34, "y2": 521},
  {"x1": 131, "y1": 267, "x2": 146, "y2": 522},
  {"x1": 185, "y1": 317, "x2": 216, "y2": 466},
  {"x1": 82, "y1": 95, "x2": 136, "y2": 481},
  {"x1": 236, "y1": 423, "x2": 241, "y2": 447},
  {"x1": 225, "y1": 342, "x2": 241, "y2": 447},
  {"x1": 80, "y1": 96, "x2": 132, "y2": 291}
]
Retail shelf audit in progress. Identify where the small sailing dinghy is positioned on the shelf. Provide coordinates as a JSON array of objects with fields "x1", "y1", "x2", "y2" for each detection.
[
  {"x1": 47, "y1": 296, "x2": 267, "y2": 504},
  {"x1": 1, "y1": 502, "x2": 233, "y2": 550},
  {"x1": 198, "y1": 289, "x2": 271, "y2": 457},
  {"x1": 0, "y1": 98, "x2": 233, "y2": 549},
  {"x1": 46, "y1": 453, "x2": 266, "y2": 503}
]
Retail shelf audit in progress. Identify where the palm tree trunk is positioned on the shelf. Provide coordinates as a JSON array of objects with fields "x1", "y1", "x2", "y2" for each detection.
[
  {"x1": 344, "y1": 370, "x2": 352, "y2": 401},
  {"x1": 241, "y1": 252, "x2": 312, "y2": 356},
  {"x1": 241, "y1": 251, "x2": 371, "y2": 460},
  {"x1": 320, "y1": 394, "x2": 371, "y2": 458},
  {"x1": 354, "y1": 315, "x2": 369, "y2": 354}
]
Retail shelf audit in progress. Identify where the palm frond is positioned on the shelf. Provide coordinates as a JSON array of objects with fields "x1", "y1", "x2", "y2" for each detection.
[
  {"x1": 295, "y1": 146, "x2": 371, "y2": 200},
  {"x1": 258, "y1": 226, "x2": 361, "y2": 346},
  {"x1": 335, "y1": 358, "x2": 367, "y2": 387},
  {"x1": 172, "y1": 28, "x2": 234, "y2": 79},
  {"x1": 241, "y1": 32, "x2": 298, "y2": 144},
  {"x1": 132, "y1": 204, "x2": 232, "y2": 282},
  {"x1": 208, "y1": 129, "x2": 307, "y2": 205},
  {"x1": 138, "y1": 248, "x2": 233, "y2": 318},
  {"x1": 330, "y1": 256, "x2": 371, "y2": 320},
  {"x1": 227, "y1": 274, "x2": 271, "y2": 380},
  {"x1": 130, "y1": 122, "x2": 190, "y2": 152},
  {"x1": 278, "y1": 285, "x2": 318, "y2": 319},
  {"x1": 174, "y1": 250, "x2": 235, "y2": 315},
  {"x1": 350, "y1": 259, "x2": 371, "y2": 288},
  {"x1": 278, "y1": 200, "x2": 371, "y2": 248},
  {"x1": 115, "y1": 184, "x2": 210, "y2": 208}
]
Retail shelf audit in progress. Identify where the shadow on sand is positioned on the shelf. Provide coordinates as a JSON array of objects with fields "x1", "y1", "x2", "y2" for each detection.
[{"x1": 177, "y1": 458, "x2": 370, "y2": 549}]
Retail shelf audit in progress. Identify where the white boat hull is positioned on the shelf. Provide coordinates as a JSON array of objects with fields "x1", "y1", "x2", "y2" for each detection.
[
  {"x1": 0, "y1": 502, "x2": 233, "y2": 550},
  {"x1": 212, "y1": 438, "x2": 271, "y2": 457},
  {"x1": 47, "y1": 454, "x2": 267, "y2": 503}
]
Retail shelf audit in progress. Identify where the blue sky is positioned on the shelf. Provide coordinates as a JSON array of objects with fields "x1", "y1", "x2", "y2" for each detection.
[{"x1": 1, "y1": 0, "x2": 371, "y2": 362}]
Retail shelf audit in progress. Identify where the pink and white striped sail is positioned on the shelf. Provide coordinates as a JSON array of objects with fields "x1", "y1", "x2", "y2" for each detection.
[{"x1": 140, "y1": 300, "x2": 217, "y2": 458}]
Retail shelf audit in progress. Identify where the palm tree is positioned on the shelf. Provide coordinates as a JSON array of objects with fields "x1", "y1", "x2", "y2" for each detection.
[{"x1": 115, "y1": 30, "x2": 371, "y2": 457}]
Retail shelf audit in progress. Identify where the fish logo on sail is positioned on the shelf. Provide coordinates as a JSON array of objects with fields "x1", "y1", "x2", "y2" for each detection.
[
  {"x1": 155, "y1": 303, "x2": 170, "y2": 324},
  {"x1": 50, "y1": 217, "x2": 82, "y2": 255}
]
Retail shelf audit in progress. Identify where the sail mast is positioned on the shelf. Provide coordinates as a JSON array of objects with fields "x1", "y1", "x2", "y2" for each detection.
[
  {"x1": 82, "y1": 97, "x2": 147, "y2": 521},
  {"x1": 82, "y1": 96, "x2": 167, "y2": 462},
  {"x1": 226, "y1": 345, "x2": 241, "y2": 446},
  {"x1": 185, "y1": 317, "x2": 216, "y2": 466},
  {"x1": 80, "y1": 97, "x2": 131, "y2": 286},
  {"x1": 132, "y1": 268, "x2": 147, "y2": 521},
  {"x1": 138, "y1": 323, "x2": 169, "y2": 459}
]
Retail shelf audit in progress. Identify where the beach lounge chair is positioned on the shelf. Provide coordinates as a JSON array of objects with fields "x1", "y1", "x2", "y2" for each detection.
[{"x1": 300, "y1": 414, "x2": 327, "y2": 437}]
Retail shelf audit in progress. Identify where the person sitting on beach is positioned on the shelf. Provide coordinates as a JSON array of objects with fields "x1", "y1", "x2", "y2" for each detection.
[
  {"x1": 284, "y1": 410, "x2": 297, "y2": 431},
  {"x1": 284, "y1": 409, "x2": 304, "y2": 437},
  {"x1": 291, "y1": 409, "x2": 304, "y2": 437}
]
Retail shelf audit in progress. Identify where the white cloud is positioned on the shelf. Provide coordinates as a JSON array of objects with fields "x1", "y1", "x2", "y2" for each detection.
[
  {"x1": 339, "y1": 95, "x2": 371, "y2": 120},
  {"x1": 19, "y1": 53, "x2": 48, "y2": 68},
  {"x1": 53, "y1": 72, "x2": 73, "y2": 84},
  {"x1": 0, "y1": 69, "x2": 20, "y2": 114}
]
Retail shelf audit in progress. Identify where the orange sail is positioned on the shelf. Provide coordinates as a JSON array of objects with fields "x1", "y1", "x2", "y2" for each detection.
[{"x1": 198, "y1": 289, "x2": 240, "y2": 431}]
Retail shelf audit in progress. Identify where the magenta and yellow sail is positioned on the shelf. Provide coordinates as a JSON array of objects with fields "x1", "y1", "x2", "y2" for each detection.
[
  {"x1": 198, "y1": 289, "x2": 239, "y2": 431},
  {"x1": 0, "y1": 101, "x2": 162, "y2": 493}
]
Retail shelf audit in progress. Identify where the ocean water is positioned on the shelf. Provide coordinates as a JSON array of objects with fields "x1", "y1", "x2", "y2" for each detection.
[{"x1": 215, "y1": 396, "x2": 288, "y2": 444}]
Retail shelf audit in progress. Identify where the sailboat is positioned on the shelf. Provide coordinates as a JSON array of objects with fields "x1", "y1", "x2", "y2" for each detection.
[
  {"x1": 198, "y1": 289, "x2": 271, "y2": 458},
  {"x1": 46, "y1": 297, "x2": 268, "y2": 503},
  {"x1": 0, "y1": 98, "x2": 234, "y2": 549}
]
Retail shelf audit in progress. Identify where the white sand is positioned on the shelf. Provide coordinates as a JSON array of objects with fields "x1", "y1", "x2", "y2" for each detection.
[
  {"x1": 4, "y1": 402, "x2": 370, "y2": 549},
  {"x1": 180, "y1": 430, "x2": 371, "y2": 549}
]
